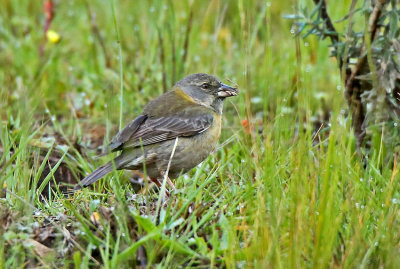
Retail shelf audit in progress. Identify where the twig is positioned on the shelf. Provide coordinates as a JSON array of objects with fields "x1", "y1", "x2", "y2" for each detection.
[
  {"x1": 340, "y1": 0, "x2": 358, "y2": 83},
  {"x1": 312, "y1": 0, "x2": 339, "y2": 43},
  {"x1": 343, "y1": 0, "x2": 388, "y2": 147},
  {"x1": 345, "y1": 0, "x2": 387, "y2": 92},
  {"x1": 312, "y1": 0, "x2": 341, "y2": 67},
  {"x1": 39, "y1": 0, "x2": 54, "y2": 56},
  {"x1": 43, "y1": 0, "x2": 54, "y2": 36}
]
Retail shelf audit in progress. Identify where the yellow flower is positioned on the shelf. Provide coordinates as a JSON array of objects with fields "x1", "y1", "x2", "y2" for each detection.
[{"x1": 46, "y1": 30, "x2": 61, "y2": 44}]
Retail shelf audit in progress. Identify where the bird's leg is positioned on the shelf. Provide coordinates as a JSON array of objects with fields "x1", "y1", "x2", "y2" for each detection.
[
  {"x1": 159, "y1": 171, "x2": 176, "y2": 190},
  {"x1": 149, "y1": 177, "x2": 171, "y2": 198},
  {"x1": 167, "y1": 178, "x2": 175, "y2": 190},
  {"x1": 138, "y1": 178, "x2": 162, "y2": 195},
  {"x1": 149, "y1": 178, "x2": 162, "y2": 188}
]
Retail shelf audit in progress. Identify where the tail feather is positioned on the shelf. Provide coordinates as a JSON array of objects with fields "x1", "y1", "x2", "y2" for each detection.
[{"x1": 75, "y1": 162, "x2": 113, "y2": 190}]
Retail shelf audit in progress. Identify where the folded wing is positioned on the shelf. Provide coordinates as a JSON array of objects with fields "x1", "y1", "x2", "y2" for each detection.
[{"x1": 109, "y1": 107, "x2": 213, "y2": 151}]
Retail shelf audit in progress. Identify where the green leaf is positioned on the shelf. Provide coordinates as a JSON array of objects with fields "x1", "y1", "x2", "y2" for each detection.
[
  {"x1": 161, "y1": 237, "x2": 201, "y2": 258},
  {"x1": 134, "y1": 214, "x2": 157, "y2": 233},
  {"x1": 389, "y1": 10, "x2": 399, "y2": 39},
  {"x1": 116, "y1": 228, "x2": 162, "y2": 262}
]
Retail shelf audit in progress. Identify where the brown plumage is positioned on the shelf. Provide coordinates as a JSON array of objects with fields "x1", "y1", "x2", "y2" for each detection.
[{"x1": 76, "y1": 73, "x2": 237, "y2": 190}]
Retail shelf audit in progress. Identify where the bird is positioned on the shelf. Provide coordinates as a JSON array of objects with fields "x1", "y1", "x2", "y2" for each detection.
[{"x1": 75, "y1": 73, "x2": 238, "y2": 190}]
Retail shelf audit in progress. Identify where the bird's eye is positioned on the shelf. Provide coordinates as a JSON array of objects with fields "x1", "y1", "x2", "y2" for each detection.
[{"x1": 201, "y1": 83, "x2": 210, "y2": 89}]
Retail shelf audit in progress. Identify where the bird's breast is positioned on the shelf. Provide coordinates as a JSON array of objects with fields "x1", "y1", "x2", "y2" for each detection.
[
  {"x1": 193, "y1": 113, "x2": 221, "y2": 151},
  {"x1": 168, "y1": 113, "x2": 222, "y2": 175}
]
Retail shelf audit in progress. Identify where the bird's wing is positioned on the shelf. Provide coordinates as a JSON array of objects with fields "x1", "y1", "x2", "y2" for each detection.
[
  {"x1": 109, "y1": 107, "x2": 214, "y2": 151},
  {"x1": 109, "y1": 114, "x2": 147, "y2": 152}
]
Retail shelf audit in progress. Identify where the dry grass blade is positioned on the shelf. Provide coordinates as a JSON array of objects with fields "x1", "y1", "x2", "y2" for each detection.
[{"x1": 155, "y1": 137, "x2": 179, "y2": 222}]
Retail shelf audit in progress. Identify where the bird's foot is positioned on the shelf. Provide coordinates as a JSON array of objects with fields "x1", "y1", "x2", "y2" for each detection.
[{"x1": 159, "y1": 171, "x2": 176, "y2": 190}]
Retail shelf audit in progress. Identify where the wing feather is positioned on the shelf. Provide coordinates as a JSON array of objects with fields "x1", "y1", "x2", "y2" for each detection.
[
  {"x1": 109, "y1": 114, "x2": 147, "y2": 152},
  {"x1": 109, "y1": 107, "x2": 213, "y2": 151}
]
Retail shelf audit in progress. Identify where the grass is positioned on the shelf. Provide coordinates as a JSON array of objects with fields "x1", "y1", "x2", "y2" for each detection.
[{"x1": 1, "y1": 0, "x2": 400, "y2": 268}]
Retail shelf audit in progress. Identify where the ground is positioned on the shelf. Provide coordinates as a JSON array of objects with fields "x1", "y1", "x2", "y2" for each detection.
[{"x1": 1, "y1": 0, "x2": 400, "y2": 268}]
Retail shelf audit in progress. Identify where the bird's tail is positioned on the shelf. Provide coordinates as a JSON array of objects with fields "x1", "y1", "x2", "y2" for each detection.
[{"x1": 75, "y1": 162, "x2": 114, "y2": 190}]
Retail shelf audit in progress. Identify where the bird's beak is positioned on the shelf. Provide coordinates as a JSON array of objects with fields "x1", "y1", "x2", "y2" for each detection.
[{"x1": 217, "y1": 83, "x2": 238, "y2": 98}]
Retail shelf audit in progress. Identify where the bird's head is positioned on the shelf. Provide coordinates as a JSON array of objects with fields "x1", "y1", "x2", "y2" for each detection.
[{"x1": 174, "y1": 73, "x2": 238, "y2": 113}]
